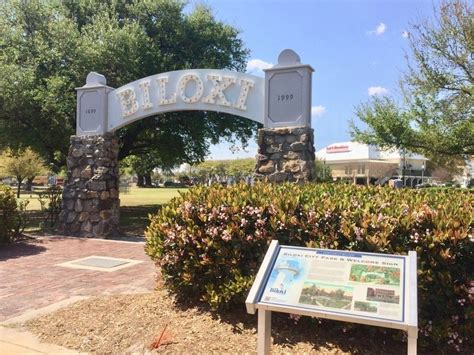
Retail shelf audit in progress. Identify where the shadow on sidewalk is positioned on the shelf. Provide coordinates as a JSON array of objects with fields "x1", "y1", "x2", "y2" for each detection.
[{"x1": 0, "y1": 240, "x2": 47, "y2": 261}]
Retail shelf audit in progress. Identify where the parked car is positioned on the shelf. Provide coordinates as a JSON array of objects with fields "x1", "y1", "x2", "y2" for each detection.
[
  {"x1": 163, "y1": 181, "x2": 185, "y2": 187},
  {"x1": 388, "y1": 179, "x2": 403, "y2": 189}
]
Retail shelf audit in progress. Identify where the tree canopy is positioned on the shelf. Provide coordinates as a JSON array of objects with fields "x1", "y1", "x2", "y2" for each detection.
[
  {"x1": 0, "y1": 0, "x2": 255, "y2": 169},
  {"x1": 120, "y1": 152, "x2": 175, "y2": 186},
  {"x1": 351, "y1": 0, "x2": 473, "y2": 163},
  {"x1": 193, "y1": 158, "x2": 255, "y2": 182}
]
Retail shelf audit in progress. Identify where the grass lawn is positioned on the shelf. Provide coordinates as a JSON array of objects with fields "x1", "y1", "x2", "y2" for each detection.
[
  {"x1": 119, "y1": 187, "x2": 187, "y2": 233},
  {"x1": 18, "y1": 186, "x2": 187, "y2": 235},
  {"x1": 120, "y1": 187, "x2": 186, "y2": 206},
  {"x1": 17, "y1": 188, "x2": 49, "y2": 211}
]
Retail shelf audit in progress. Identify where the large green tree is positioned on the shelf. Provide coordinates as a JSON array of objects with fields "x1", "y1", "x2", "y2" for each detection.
[
  {"x1": 351, "y1": 0, "x2": 473, "y2": 162},
  {"x1": 0, "y1": 0, "x2": 255, "y2": 169}
]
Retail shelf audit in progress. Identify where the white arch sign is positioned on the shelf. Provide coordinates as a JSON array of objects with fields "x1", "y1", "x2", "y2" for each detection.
[
  {"x1": 76, "y1": 49, "x2": 314, "y2": 136},
  {"x1": 110, "y1": 69, "x2": 264, "y2": 131}
]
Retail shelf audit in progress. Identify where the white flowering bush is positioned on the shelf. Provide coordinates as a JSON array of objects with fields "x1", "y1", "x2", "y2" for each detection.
[{"x1": 145, "y1": 182, "x2": 473, "y2": 352}]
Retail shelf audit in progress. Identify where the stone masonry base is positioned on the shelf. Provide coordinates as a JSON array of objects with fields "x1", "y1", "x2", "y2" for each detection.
[
  {"x1": 60, "y1": 133, "x2": 120, "y2": 237},
  {"x1": 255, "y1": 127, "x2": 315, "y2": 183}
]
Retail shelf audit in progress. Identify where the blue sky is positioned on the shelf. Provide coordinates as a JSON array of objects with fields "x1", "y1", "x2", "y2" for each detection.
[{"x1": 193, "y1": 0, "x2": 437, "y2": 160}]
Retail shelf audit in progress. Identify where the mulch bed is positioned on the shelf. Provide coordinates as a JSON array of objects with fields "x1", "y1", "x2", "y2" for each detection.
[{"x1": 23, "y1": 288, "x2": 405, "y2": 354}]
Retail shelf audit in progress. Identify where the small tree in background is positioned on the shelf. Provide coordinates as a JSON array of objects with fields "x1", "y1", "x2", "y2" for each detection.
[
  {"x1": 195, "y1": 160, "x2": 226, "y2": 183},
  {"x1": 225, "y1": 159, "x2": 255, "y2": 181},
  {"x1": 314, "y1": 159, "x2": 332, "y2": 183},
  {"x1": 121, "y1": 153, "x2": 177, "y2": 187},
  {"x1": 193, "y1": 158, "x2": 255, "y2": 184},
  {"x1": 0, "y1": 148, "x2": 49, "y2": 198}
]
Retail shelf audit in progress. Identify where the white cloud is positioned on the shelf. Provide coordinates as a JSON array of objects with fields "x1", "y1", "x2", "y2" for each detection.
[
  {"x1": 368, "y1": 86, "x2": 389, "y2": 96},
  {"x1": 368, "y1": 22, "x2": 386, "y2": 36},
  {"x1": 402, "y1": 30, "x2": 409, "y2": 38},
  {"x1": 246, "y1": 59, "x2": 273, "y2": 74},
  {"x1": 311, "y1": 105, "x2": 326, "y2": 117}
]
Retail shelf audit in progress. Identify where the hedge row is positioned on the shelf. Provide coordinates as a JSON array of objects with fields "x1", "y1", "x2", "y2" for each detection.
[{"x1": 145, "y1": 183, "x2": 473, "y2": 352}]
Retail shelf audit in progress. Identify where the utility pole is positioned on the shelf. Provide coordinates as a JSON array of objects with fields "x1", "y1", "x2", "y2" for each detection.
[
  {"x1": 400, "y1": 149, "x2": 407, "y2": 187},
  {"x1": 421, "y1": 162, "x2": 425, "y2": 184}
]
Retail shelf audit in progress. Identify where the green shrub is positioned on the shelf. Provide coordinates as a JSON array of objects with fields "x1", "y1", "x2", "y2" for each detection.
[
  {"x1": 0, "y1": 184, "x2": 28, "y2": 244},
  {"x1": 38, "y1": 185, "x2": 62, "y2": 228},
  {"x1": 145, "y1": 182, "x2": 473, "y2": 352}
]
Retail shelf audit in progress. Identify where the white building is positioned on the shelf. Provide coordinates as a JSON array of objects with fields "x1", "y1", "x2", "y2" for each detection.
[
  {"x1": 316, "y1": 142, "x2": 428, "y2": 186},
  {"x1": 453, "y1": 157, "x2": 474, "y2": 188}
]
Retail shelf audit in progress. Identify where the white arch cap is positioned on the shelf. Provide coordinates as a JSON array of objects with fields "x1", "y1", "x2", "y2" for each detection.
[
  {"x1": 85, "y1": 72, "x2": 107, "y2": 87},
  {"x1": 265, "y1": 49, "x2": 314, "y2": 71},
  {"x1": 277, "y1": 49, "x2": 301, "y2": 66}
]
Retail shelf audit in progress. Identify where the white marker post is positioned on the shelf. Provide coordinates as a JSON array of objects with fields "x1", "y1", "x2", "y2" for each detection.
[
  {"x1": 257, "y1": 308, "x2": 271, "y2": 355},
  {"x1": 407, "y1": 250, "x2": 418, "y2": 354},
  {"x1": 246, "y1": 241, "x2": 418, "y2": 355}
]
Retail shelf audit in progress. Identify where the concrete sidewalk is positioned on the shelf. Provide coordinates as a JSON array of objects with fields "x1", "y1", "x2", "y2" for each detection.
[
  {"x1": 0, "y1": 326, "x2": 80, "y2": 355},
  {"x1": 0, "y1": 296, "x2": 88, "y2": 354}
]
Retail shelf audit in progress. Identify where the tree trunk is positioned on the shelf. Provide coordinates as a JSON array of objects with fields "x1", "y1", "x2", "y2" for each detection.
[
  {"x1": 137, "y1": 174, "x2": 144, "y2": 187},
  {"x1": 25, "y1": 177, "x2": 33, "y2": 191},
  {"x1": 144, "y1": 173, "x2": 152, "y2": 187},
  {"x1": 16, "y1": 177, "x2": 22, "y2": 198}
]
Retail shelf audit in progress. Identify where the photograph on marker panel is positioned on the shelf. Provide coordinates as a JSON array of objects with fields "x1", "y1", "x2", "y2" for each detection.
[
  {"x1": 349, "y1": 264, "x2": 400, "y2": 286},
  {"x1": 299, "y1": 282, "x2": 353, "y2": 310},
  {"x1": 366, "y1": 287, "x2": 400, "y2": 304}
]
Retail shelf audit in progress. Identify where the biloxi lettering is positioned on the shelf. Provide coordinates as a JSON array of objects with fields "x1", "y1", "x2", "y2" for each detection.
[
  {"x1": 270, "y1": 287, "x2": 287, "y2": 295},
  {"x1": 115, "y1": 73, "x2": 255, "y2": 118}
]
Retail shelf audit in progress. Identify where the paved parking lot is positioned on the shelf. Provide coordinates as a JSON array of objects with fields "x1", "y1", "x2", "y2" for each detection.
[{"x1": 0, "y1": 237, "x2": 156, "y2": 322}]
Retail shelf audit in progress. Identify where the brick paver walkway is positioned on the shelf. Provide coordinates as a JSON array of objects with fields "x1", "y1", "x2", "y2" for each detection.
[{"x1": 0, "y1": 237, "x2": 156, "y2": 322}]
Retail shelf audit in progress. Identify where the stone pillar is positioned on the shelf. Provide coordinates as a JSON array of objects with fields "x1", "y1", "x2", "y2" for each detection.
[
  {"x1": 255, "y1": 127, "x2": 315, "y2": 183},
  {"x1": 60, "y1": 133, "x2": 120, "y2": 237}
]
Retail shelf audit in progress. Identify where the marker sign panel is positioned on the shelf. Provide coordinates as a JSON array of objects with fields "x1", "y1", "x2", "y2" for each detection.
[
  {"x1": 246, "y1": 242, "x2": 418, "y2": 354},
  {"x1": 257, "y1": 246, "x2": 407, "y2": 323}
]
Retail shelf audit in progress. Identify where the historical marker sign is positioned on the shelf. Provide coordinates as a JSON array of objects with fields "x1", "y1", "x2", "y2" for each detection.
[
  {"x1": 246, "y1": 241, "x2": 418, "y2": 355},
  {"x1": 260, "y1": 247, "x2": 406, "y2": 322}
]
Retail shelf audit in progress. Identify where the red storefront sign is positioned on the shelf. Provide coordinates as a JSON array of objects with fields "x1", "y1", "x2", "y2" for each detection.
[{"x1": 326, "y1": 145, "x2": 351, "y2": 153}]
